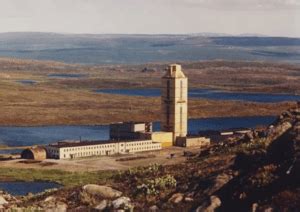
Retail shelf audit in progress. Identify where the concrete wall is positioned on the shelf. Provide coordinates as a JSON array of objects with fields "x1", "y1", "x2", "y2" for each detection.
[
  {"x1": 161, "y1": 64, "x2": 188, "y2": 143},
  {"x1": 150, "y1": 132, "x2": 173, "y2": 147}
]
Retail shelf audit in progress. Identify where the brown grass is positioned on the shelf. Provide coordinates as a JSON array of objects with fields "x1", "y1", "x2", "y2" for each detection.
[{"x1": 0, "y1": 58, "x2": 297, "y2": 126}]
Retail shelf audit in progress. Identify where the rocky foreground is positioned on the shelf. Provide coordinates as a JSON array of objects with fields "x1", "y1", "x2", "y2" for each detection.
[{"x1": 1, "y1": 105, "x2": 300, "y2": 211}]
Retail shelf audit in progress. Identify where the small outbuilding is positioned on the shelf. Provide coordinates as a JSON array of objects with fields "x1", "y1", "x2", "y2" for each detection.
[{"x1": 21, "y1": 146, "x2": 47, "y2": 161}]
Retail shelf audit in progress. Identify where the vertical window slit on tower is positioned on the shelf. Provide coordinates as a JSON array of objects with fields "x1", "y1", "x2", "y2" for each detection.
[
  {"x1": 180, "y1": 106, "x2": 183, "y2": 132},
  {"x1": 167, "y1": 80, "x2": 170, "y2": 99},
  {"x1": 167, "y1": 105, "x2": 170, "y2": 125},
  {"x1": 180, "y1": 80, "x2": 183, "y2": 100}
]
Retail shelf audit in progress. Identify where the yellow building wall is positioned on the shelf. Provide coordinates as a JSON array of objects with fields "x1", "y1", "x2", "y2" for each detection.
[{"x1": 151, "y1": 132, "x2": 173, "y2": 147}]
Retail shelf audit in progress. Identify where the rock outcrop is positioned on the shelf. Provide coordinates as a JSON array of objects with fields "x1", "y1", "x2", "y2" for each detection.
[{"x1": 82, "y1": 184, "x2": 122, "y2": 199}]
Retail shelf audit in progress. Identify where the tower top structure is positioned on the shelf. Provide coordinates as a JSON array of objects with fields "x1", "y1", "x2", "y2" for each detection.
[{"x1": 163, "y1": 64, "x2": 186, "y2": 78}]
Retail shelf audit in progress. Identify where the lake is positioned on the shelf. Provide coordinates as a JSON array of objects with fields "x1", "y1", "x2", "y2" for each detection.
[
  {"x1": 0, "y1": 125, "x2": 109, "y2": 147},
  {"x1": 0, "y1": 181, "x2": 61, "y2": 196},
  {"x1": 0, "y1": 116, "x2": 275, "y2": 147},
  {"x1": 17, "y1": 80, "x2": 37, "y2": 85},
  {"x1": 95, "y1": 88, "x2": 300, "y2": 103},
  {"x1": 48, "y1": 73, "x2": 87, "y2": 78},
  {"x1": 0, "y1": 149, "x2": 23, "y2": 154}
]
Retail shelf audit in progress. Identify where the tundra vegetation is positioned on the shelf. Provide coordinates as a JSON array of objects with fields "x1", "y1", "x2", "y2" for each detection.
[{"x1": 0, "y1": 58, "x2": 297, "y2": 126}]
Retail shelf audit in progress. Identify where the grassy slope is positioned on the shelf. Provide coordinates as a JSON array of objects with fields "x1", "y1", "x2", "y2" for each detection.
[{"x1": 0, "y1": 167, "x2": 115, "y2": 187}]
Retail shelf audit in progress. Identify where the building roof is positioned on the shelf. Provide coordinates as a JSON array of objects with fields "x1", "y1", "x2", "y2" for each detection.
[
  {"x1": 24, "y1": 146, "x2": 46, "y2": 153},
  {"x1": 163, "y1": 64, "x2": 186, "y2": 78},
  {"x1": 110, "y1": 121, "x2": 150, "y2": 125},
  {"x1": 220, "y1": 128, "x2": 251, "y2": 133},
  {"x1": 48, "y1": 139, "x2": 154, "y2": 148}
]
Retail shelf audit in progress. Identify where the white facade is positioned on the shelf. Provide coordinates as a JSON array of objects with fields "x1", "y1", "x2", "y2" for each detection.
[{"x1": 46, "y1": 140, "x2": 161, "y2": 159}]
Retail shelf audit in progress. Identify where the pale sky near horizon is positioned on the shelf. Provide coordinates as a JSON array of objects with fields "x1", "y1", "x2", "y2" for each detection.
[{"x1": 0, "y1": 0, "x2": 299, "y2": 37}]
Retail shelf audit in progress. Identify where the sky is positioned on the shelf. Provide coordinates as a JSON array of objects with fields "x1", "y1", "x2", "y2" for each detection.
[{"x1": 0, "y1": 0, "x2": 299, "y2": 37}]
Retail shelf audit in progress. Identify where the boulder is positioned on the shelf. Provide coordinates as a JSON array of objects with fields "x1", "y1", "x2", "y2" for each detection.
[
  {"x1": 252, "y1": 203, "x2": 258, "y2": 212},
  {"x1": 0, "y1": 196, "x2": 8, "y2": 205},
  {"x1": 44, "y1": 196, "x2": 56, "y2": 202},
  {"x1": 73, "y1": 206, "x2": 89, "y2": 211},
  {"x1": 149, "y1": 205, "x2": 159, "y2": 212},
  {"x1": 94, "y1": 199, "x2": 108, "y2": 211},
  {"x1": 83, "y1": 184, "x2": 122, "y2": 199},
  {"x1": 196, "y1": 195, "x2": 221, "y2": 212},
  {"x1": 206, "y1": 196, "x2": 222, "y2": 212},
  {"x1": 264, "y1": 207, "x2": 274, "y2": 212},
  {"x1": 184, "y1": 197, "x2": 194, "y2": 202},
  {"x1": 205, "y1": 173, "x2": 233, "y2": 195},
  {"x1": 44, "y1": 201, "x2": 68, "y2": 212},
  {"x1": 112, "y1": 197, "x2": 132, "y2": 210},
  {"x1": 168, "y1": 193, "x2": 184, "y2": 204}
]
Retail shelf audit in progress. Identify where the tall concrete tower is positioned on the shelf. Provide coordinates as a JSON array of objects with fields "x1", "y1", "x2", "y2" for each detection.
[{"x1": 161, "y1": 64, "x2": 188, "y2": 144}]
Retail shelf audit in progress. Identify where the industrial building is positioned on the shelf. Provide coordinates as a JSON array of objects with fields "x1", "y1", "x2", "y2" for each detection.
[
  {"x1": 45, "y1": 139, "x2": 161, "y2": 159},
  {"x1": 110, "y1": 122, "x2": 152, "y2": 140},
  {"x1": 42, "y1": 64, "x2": 209, "y2": 160},
  {"x1": 109, "y1": 122, "x2": 174, "y2": 147}
]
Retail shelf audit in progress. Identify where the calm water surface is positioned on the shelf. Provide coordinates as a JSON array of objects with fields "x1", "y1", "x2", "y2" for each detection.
[
  {"x1": 95, "y1": 88, "x2": 300, "y2": 103},
  {"x1": 48, "y1": 73, "x2": 87, "y2": 78},
  {"x1": 0, "y1": 181, "x2": 61, "y2": 196},
  {"x1": 17, "y1": 80, "x2": 37, "y2": 85},
  {"x1": 0, "y1": 149, "x2": 22, "y2": 154},
  {"x1": 0, "y1": 116, "x2": 275, "y2": 147},
  {"x1": 0, "y1": 125, "x2": 109, "y2": 147}
]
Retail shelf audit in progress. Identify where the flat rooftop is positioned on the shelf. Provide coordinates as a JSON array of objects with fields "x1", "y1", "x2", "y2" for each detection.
[
  {"x1": 48, "y1": 139, "x2": 154, "y2": 148},
  {"x1": 110, "y1": 121, "x2": 151, "y2": 125}
]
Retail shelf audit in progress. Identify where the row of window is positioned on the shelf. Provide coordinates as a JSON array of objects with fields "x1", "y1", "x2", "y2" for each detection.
[
  {"x1": 130, "y1": 145, "x2": 160, "y2": 151},
  {"x1": 63, "y1": 144, "x2": 115, "y2": 152},
  {"x1": 62, "y1": 142, "x2": 153, "y2": 152},
  {"x1": 61, "y1": 145, "x2": 161, "y2": 158},
  {"x1": 126, "y1": 142, "x2": 151, "y2": 146},
  {"x1": 48, "y1": 149, "x2": 58, "y2": 153},
  {"x1": 63, "y1": 150, "x2": 115, "y2": 158}
]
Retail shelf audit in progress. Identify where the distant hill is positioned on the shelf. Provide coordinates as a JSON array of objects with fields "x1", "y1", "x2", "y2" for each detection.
[{"x1": 0, "y1": 32, "x2": 299, "y2": 64}]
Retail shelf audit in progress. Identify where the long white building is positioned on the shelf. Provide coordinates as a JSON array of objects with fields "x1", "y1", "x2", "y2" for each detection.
[{"x1": 46, "y1": 139, "x2": 161, "y2": 159}]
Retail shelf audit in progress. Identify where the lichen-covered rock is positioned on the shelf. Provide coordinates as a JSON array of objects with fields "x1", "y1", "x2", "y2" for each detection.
[
  {"x1": 112, "y1": 197, "x2": 132, "y2": 210},
  {"x1": 83, "y1": 184, "x2": 122, "y2": 199}
]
